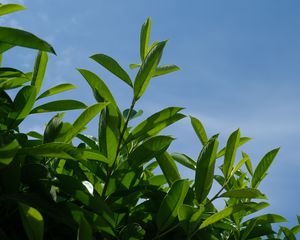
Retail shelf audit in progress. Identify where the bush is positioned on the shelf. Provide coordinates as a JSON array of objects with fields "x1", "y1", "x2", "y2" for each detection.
[{"x1": 0, "y1": 3, "x2": 299, "y2": 239}]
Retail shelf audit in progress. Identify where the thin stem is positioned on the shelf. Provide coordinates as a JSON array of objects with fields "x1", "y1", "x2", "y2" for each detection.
[
  {"x1": 153, "y1": 223, "x2": 180, "y2": 240},
  {"x1": 102, "y1": 98, "x2": 136, "y2": 197}
]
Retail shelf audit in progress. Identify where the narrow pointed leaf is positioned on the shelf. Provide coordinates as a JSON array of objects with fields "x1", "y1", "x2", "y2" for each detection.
[
  {"x1": 90, "y1": 54, "x2": 132, "y2": 87},
  {"x1": 31, "y1": 51, "x2": 48, "y2": 94},
  {"x1": 43, "y1": 113, "x2": 64, "y2": 143},
  {"x1": 140, "y1": 17, "x2": 151, "y2": 61},
  {"x1": 223, "y1": 129, "x2": 240, "y2": 179},
  {"x1": 251, "y1": 148, "x2": 280, "y2": 188},
  {"x1": 64, "y1": 102, "x2": 109, "y2": 143},
  {"x1": 76, "y1": 134, "x2": 98, "y2": 150},
  {"x1": 217, "y1": 137, "x2": 251, "y2": 158},
  {"x1": 0, "y1": 4, "x2": 25, "y2": 16},
  {"x1": 37, "y1": 83, "x2": 76, "y2": 100},
  {"x1": 171, "y1": 152, "x2": 196, "y2": 170},
  {"x1": 156, "y1": 179, "x2": 190, "y2": 232},
  {"x1": 31, "y1": 100, "x2": 86, "y2": 114},
  {"x1": 19, "y1": 203, "x2": 44, "y2": 240},
  {"x1": 134, "y1": 40, "x2": 167, "y2": 100},
  {"x1": 0, "y1": 27, "x2": 55, "y2": 54},
  {"x1": 129, "y1": 63, "x2": 141, "y2": 69},
  {"x1": 230, "y1": 153, "x2": 249, "y2": 177},
  {"x1": 200, "y1": 205, "x2": 245, "y2": 229},
  {"x1": 220, "y1": 188, "x2": 266, "y2": 199},
  {"x1": 156, "y1": 151, "x2": 181, "y2": 185},
  {"x1": 190, "y1": 116, "x2": 208, "y2": 146},
  {"x1": 0, "y1": 76, "x2": 31, "y2": 89},
  {"x1": 153, "y1": 64, "x2": 180, "y2": 77},
  {"x1": 195, "y1": 136, "x2": 219, "y2": 203},
  {"x1": 243, "y1": 214, "x2": 287, "y2": 226},
  {"x1": 77, "y1": 216, "x2": 93, "y2": 240},
  {"x1": 0, "y1": 139, "x2": 19, "y2": 169}
]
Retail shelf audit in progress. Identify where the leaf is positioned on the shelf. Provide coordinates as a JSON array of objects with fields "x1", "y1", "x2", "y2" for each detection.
[
  {"x1": 0, "y1": 3, "x2": 25, "y2": 16},
  {"x1": 242, "y1": 152, "x2": 253, "y2": 175},
  {"x1": 0, "y1": 27, "x2": 55, "y2": 54},
  {"x1": 0, "y1": 67, "x2": 25, "y2": 78},
  {"x1": 251, "y1": 148, "x2": 280, "y2": 188},
  {"x1": 76, "y1": 134, "x2": 98, "y2": 150},
  {"x1": 37, "y1": 83, "x2": 76, "y2": 100},
  {"x1": 171, "y1": 152, "x2": 196, "y2": 170},
  {"x1": 31, "y1": 51, "x2": 48, "y2": 94},
  {"x1": 27, "y1": 131, "x2": 43, "y2": 140},
  {"x1": 217, "y1": 137, "x2": 251, "y2": 158},
  {"x1": 230, "y1": 153, "x2": 249, "y2": 177},
  {"x1": 90, "y1": 53, "x2": 132, "y2": 87},
  {"x1": 127, "y1": 107, "x2": 184, "y2": 142},
  {"x1": 19, "y1": 203, "x2": 44, "y2": 240},
  {"x1": 31, "y1": 100, "x2": 87, "y2": 114},
  {"x1": 63, "y1": 102, "x2": 109, "y2": 143},
  {"x1": 0, "y1": 43, "x2": 13, "y2": 54},
  {"x1": 77, "y1": 216, "x2": 93, "y2": 240},
  {"x1": 0, "y1": 76, "x2": 31, "y2": 90},
  {"x1": 129, "y1": 63, "x2": 141, "y2": 70},
  {"x1": 134, "y1": 40, "x2": 167, "y2": 100},
  {"x1": 223, "y1": 129, "x2": 240, "y2": 179},
  {"x1": 8, "y1": 85, "x2": 36, "y2": 128},
  {"x1": 153, "y1": 64, "x2": 180, "y2": 77},
  {"x1": 77, "y1": 68, "x2": 117, "y2": 105},
  {"x1": 156, "y1": 179, "x2": 190, "y2": 232},
  {"x1": 43, "y1": 113, "x2": 64, "y2": 143},
  {"x1": 195, "y1": 136, "x2": 219, "y2": 203},
  {"x1": 0, "y1": 139, "x2": 19, "y2": 169},
  {"x1": 281, "y1": 226, "x2": 296, "y2": 240},
  {"x1": 140, "y1": 17, "x2": 151, "y2": 61},
  {"x1": 220, "y1": 188, "x2": 266, "y2": 199},
  {"x1": 156, "y1": 151, "x2": 181, "y2": 185},
  {"x1": 243, "y1": 214, "x2": 287, "y2": 226},
  {"x1": 190, "y1": 116, "x2": 208, "y2": 146},
  {"x1": 200, "y1": 205, "x2": 245, "y2": 229},
  {"x1": 123, "y1": 108, "x2": 143, "y2": 120},
  {"x1": 128, "y1": 136, "x2": 174, "y2": 168}
]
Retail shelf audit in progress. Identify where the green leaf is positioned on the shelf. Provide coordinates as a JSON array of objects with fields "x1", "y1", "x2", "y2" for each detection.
[
  {"x1": 31, "y1": 100, "x2": 87, "y2": 114},
  {"x1": 77, "y1": 68, "x2": 117, "y2": 105},
  {"x1": 223, "y1": 129, "x2": 240, "y2": 179},
  {"x1": 200, "y1": 205, "x2": 245, "y2": 229},
  {"x1": 217, "y1": 137, "x2": 251, "y2": 158},
  {"x1": 0, "y1": 67, "x2": 25, "y2": 78},
  {"x1": 37, "y1": 83, "x2": 76, "y2": 100},
  {"x1": 153, "y1": 64, "x2": 180, "y2": 77},
  {"x1": 0, "y1": 3, "x2": 25, "y2": 16},
  {"x1": 220, "y1": 188, "x2": 266, "y2": 199},
  {"x1": 76, "y1": 134, "x2": 98, "y2": 150},
  {"x1": 190, "y1": 116, "x2": 208, "y2": 146},
  {"x1": 77, "y1": 216, "x2": 93, "y2": 240},
  {"x1": 156, "y1": 179, "x2": 190, "y2": 232},
  {"x1": 195, "y1": 136, "x2": 219, "y2": 203},
  {"x1": 243, "y1": 214, "x2": 287, "y2": 226},
  {"x1": 90, "y1": 54, "x2": 132, "y2": 87},
  {"x1": 127, "y1": 107, "x2": 184, "y2": 142},
  {"x1": 19, "y1": 203, "x2": 44, "y2": 240},
  {"x1": 27, "y1": 131, "x2": 43, "y2": 140},
  {"x1": 171, "y1": 152, "x2": 196, "y2": 170},
  {"x1": 43, "y1": 113, "x2": 64, "y2": 143},
  {"x1": 123, "y1": 108, "x2": 143, "y2": 120},
  {"x1": 63, "y1": 102, "x2": 109, "y2": 143},
  {"x1": 129, "y1": 63, "x2": 141, "y2": 70},
  {"x1": 128, "y1": 136, "x2": 174, "y2": 168},
  {"x1": 281, "y1": 226, "x2": 296, "y2": 240},
  {"x1": 0, "y1": 43, "x2": 13, "y2": 54},
  {"x1": 251, "y1": 148, "x2": 280, "y2": 188},
  {"x1": 8, "y1": 85, "x2": 37, "y2": 127},
  {"x1": 0, "y1": 27, "x2": 55, "y2": 54},
  {"x1": 156, "y1": 151, "x2": 181, "y2": 185},
  {"x1": 0, "y1": 139, "x2": 19, "y2": 169},
  {"x1": 0, "y1": 76, "x2": 31, "y2": 90},
  {"x1": 242, "y1": 152, "x2": 253, "y2": 175},
  {"x1": 134, "y1": 40, "x2": 167, "y2": 100},
  {"x1": 31, "y1": 51, "x2": 48, "y2": 94},
  {"x1": 140, "y1": 17, "x2": 151, "y2": 61},
  {"x1": 230, "y1": 152, "x2": 249, "y2": 177}
]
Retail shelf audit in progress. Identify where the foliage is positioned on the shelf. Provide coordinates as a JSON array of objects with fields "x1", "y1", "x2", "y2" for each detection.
[{"x1": 0, "y1": 3, "x2": 299, "y2": 239}]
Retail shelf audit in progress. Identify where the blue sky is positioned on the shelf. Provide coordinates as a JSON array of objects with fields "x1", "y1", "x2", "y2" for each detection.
[{"x1": 2, "y1": 0, "x2": 300, "y2": 229}]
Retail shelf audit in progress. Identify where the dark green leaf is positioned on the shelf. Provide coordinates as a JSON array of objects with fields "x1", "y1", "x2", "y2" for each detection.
[
  {"x1": 195, "y1": 136, "x2": 219, "y2": 203},
  {"x1": 123, "y1": 108, "x2": 143, "y2": 120},
  {"x1": 43, "y1": 113, "x2": 64, "y2": 143},
  {"x1": 37, "y1": 83, "x2": 76, "y2": 100},
  {"x1": 153, "y1": 64, "x2": 180, "y2": 77},
  {"x1": 31, "y1": 51, "x2": 48, "y2": 94},
  {"x1": 0, "y1": 3, "x2": 25, "y2": 16},
  {"x1": 156, "y1": 151, "x2": 181, "y2": 185},
  {"x1": 128, "y1": 135, "x2": 174, "y2": 168},
  {"x1": 251, "y1": 148, "x2": 280, "y2": 188},
  {"x1": 243, "y1": 214, "x2": 287, "y2": 226},
  {"x1": 31, "y1": 100, "x2": 86, "y2": 114},
  {"x1": 76, "y1": 134, "x2": 98, "y2": 150},
  {"x1": 0, "y1": 27, "x2": 55, "y2": 54},
  {"x1": 171, "y1": 152, "x2": 196, "y2": 170},
  {"x1": 90, "y1": 53, "x2": 132, "y2": 87},
  {"x1": 0, "y1": 139, "x2": 19, "y2": 169},
  {"x1": 220, "y1": 188, "x2": 266, "y2": 199},
  {"x1": 190, "y1": 116, "x2": 208, "y2": 146},
  {"x1": 156, "y1": 179, "x2": 190, "y2": 232},
  {"x1": 18, "y1": 203, "x2": 44, "y2": 240},
  {"x1": 77, "y1": 216, "x2": 93, "y2": 240},
  {"x1": 0, "y1": 67, "x2": 25, "y2": 78},
  {"x1": 140, "y1": 17, "x2": 151, "y2": 61},
  {"x1": 223, "y1": 129, "x2": 240, "y2": 179},
  {"x1": 134, "y1": 40, "x2": 167, "y2": 100}
]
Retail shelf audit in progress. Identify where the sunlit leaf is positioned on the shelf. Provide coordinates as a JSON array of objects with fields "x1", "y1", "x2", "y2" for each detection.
[
  {"x1": 220, "y1": 188, "x2": 266, "y2": 199},
  {"x1": 153, "y1": 64, "x2": 180, "y2": 77},
  {"x1": 190, "y1": 116, "x2": 208, "y2": 146},
  {"x1": 217, "y1": 137, "x2": 251, "y2": 158},
  {"x1": 0, "y1": 3, "x2": 25, "y2": 16},
  {"x1": 0, "y1": 139, "x2": 19, "y2": 169},
  {"x1": 37, "y1": 83, "x2": 76, "y2": 100},
  {"x1": 90, "y1": 53, "x2": 132, "y2": 87},
  {"x1": 31, "y1": 100, "x2": 86, "y2": 114},
  {"x1": 171, "y1": 152, "x2": 196, "y2": 170},
  {"x1": 31, "y1": 51, "x2": 48, "y2": 94},
  {"x1": 140, "y1": 17, "x2": 151, "y2": 61}
]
